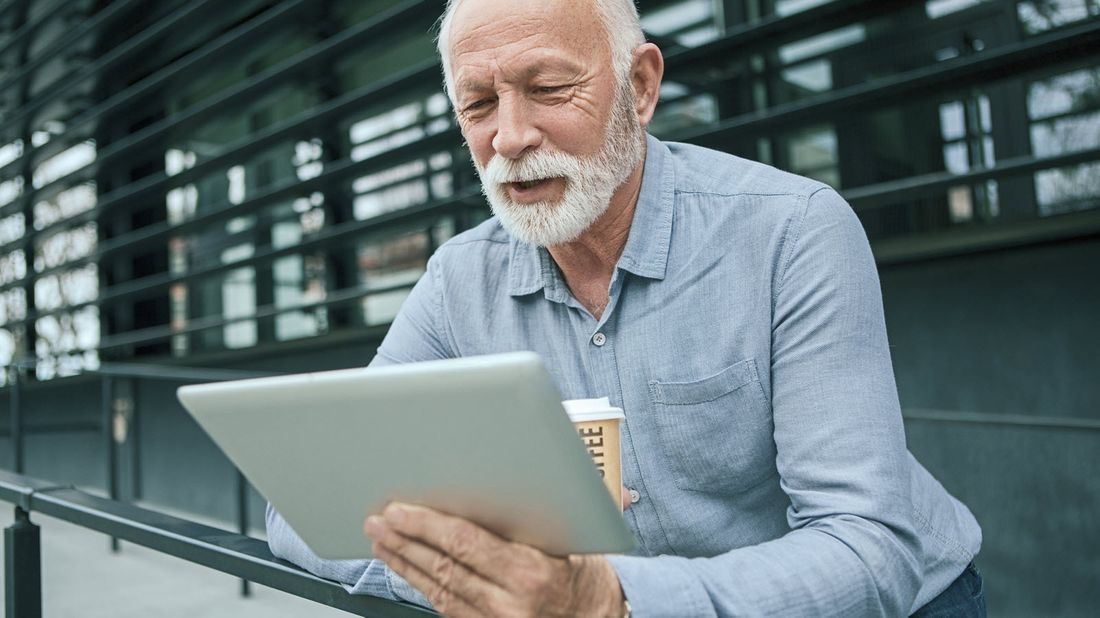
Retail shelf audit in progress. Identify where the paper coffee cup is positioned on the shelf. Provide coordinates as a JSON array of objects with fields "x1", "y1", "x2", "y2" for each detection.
[{"x1": 562, "y1": 398, "x2": 625, "y2": 506}]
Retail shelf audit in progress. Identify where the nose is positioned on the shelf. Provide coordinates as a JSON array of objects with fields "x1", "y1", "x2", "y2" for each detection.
[{"x1": 491, "y1": 96, "x2": 541, "y2": 160}]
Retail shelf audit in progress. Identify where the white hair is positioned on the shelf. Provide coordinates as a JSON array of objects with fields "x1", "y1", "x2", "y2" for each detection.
[{"x1": 436, "y1": 0, "x2": 645, "y2": 104}]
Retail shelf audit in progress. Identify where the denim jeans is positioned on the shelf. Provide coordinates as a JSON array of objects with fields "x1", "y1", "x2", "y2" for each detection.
[{"x1": 911, "y1": 563, "x2": 986, "y2": 617}]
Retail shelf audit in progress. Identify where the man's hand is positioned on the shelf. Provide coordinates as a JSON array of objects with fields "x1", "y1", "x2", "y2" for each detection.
[{"x1": 364, "y1": 503, "x2": 626, "y2": 617}]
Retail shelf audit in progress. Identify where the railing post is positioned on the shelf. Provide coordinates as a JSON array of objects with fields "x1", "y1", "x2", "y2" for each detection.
[
  {"x1": 236, "y1": 470, "x2": 251, "y2": 597},
  {"x1": 9, "y1": 365, "x2": 23, "y2": 474},
  {"x1": 130, "y1": 377, "x2": 142, "y2": 500},
  {"x1": 5, "y1": 506, "x2": 42, "y2": 618},
  {"x1": 101, "y1": 375, "x2": 119, "y2": 552}
]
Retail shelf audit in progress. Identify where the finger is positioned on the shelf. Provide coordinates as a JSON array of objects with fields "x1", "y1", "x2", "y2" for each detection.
[
  {"x1": 380, "y1": 503, "x2": 515, "y2": 580},
  {"x1": 373, "y1": 534, "x2": 503, "y2": 617},
  {"x1": 621, "y1": 485, "x2": 632, "y2": 511},
  {"x1": 370, "y1": 519, "x2": 508, "y2": 606},
  {"x1": 367, "y1": 514, "x2": 510, "y2": 603},
  {"x1": 374, "y1": 542, "x2": 481, "y2": 616}
]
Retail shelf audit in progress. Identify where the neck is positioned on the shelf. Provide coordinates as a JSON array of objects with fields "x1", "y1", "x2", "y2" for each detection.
[{"x1": 547, "y1": 149, "x2": 646, "y2": 318}]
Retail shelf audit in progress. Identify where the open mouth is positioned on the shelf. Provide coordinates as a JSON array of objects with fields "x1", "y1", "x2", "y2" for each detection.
[
  {"x1": 502, "y1": 177, "x2": 564, "y2": 203},
  {"x1": 510, "y1": 178, "x2": 553, "y2": 190}
]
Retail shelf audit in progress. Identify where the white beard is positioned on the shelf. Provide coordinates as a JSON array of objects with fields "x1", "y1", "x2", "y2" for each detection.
[{"x1": 474, "y1": 84, "x2": 645, "y2": 247}]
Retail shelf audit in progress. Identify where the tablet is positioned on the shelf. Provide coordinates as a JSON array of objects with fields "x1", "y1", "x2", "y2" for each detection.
[{"x1": 177, "y1": 352, "x2": 636, "y2": 559}]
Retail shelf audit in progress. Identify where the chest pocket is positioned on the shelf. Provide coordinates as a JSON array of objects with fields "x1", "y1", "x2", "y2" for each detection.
[{"x1": 649, "y1": 358, "x2": 776, "y2": 495}]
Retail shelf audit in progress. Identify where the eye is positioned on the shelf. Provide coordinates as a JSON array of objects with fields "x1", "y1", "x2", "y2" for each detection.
[
  {"x1": 462, "y1": 98, "x2": 494, "y2": 114},
  {"x1": 534, "y1": 85, "x2": 569, "y2": 95}
]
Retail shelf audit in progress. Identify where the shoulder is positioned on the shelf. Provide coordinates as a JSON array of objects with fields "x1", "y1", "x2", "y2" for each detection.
[
  {"x1": 659, "y1": 139, "x2": 848, "y2": 241},
  {"x1": 663, "y1": 140, "x2": 829, "y2": 203},
  {"x1": 430, "y1": 216, "x2": 511, "y2": 267}
]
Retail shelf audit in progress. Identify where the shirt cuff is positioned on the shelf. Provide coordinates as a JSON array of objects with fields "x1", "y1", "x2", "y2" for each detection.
[
  {"x1": 343, "y1": 559, "x2": 430, "y2": 610},
  {"x1": 344, "y1": 559, "x2": 396, "y2": 598},
  {"x1": 385, "y1": 564, "x2": 435, "y2": 609},
  {"x1": 606, "y1": 554, "x2": 715, "y2": 617}
]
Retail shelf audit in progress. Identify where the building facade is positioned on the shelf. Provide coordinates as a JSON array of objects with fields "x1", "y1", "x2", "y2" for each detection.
[{"x1": 1, "y1": 1, "x2": 1098, "y2": 615}]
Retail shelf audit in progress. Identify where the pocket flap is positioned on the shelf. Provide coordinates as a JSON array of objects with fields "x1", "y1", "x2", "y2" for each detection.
[{"x1": 650, "y1": 359, "x2": 759, "y2": 405}]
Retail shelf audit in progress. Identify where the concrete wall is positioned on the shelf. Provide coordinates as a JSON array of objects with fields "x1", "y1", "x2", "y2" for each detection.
[
  {"x1": 880, "y1": 237, "x2": 1100, "y2": 617},
  {"x1": 1, "y1": 238, "x2": 1096, "y2": 614},
  {"x1": 883, "y1": 238, "x2": 1099, "y2": 419}
]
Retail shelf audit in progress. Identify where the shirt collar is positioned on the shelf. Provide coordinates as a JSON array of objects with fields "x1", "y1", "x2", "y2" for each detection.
[{"x1": 508, "y1": 133, "x2": 675, "y2": 296}]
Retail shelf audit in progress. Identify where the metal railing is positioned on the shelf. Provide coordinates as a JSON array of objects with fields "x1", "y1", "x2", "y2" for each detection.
[
  {"x1": 5, "y1": 360, "x2": 281, "y2": 596},
  {"x1": 0, "y1": 468, "x2": 437, "y2": 617},
  {"x1": 902, "y1": 408, "x2": 1100, "y2": 432}
]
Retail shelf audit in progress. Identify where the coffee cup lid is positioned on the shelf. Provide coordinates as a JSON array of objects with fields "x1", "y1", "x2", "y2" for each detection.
[{"x1": 562, "y1": 397, "x2": 625, "y2": 422}]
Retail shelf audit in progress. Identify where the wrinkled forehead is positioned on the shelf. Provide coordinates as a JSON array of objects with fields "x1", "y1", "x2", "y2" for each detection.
[{"x1": 447, "y1": 0, "x2": 611, "y2": 81}]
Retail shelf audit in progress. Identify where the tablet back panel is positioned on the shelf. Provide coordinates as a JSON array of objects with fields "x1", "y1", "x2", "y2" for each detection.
[{"x1": 177, "y1": 352, "x2": 636, "y2": 559}]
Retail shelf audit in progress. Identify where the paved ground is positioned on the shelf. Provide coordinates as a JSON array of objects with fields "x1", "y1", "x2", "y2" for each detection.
[{"x1": 0, "y1": 508, "x2": 353, "y2": 617}]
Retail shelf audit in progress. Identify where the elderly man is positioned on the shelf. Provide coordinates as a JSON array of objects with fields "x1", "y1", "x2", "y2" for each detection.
[{"x1": 268, "y1": 0, "x2": 985, "y2": 615}]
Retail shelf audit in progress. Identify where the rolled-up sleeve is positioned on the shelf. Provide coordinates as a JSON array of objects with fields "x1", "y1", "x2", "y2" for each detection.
[{"x1": 606, "y1": 188, "x2": 922, "y2": 616}]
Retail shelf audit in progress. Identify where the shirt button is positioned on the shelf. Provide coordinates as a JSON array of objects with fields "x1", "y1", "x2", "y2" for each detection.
[
  {"x1": 628, "y1": 488, "x2": 641, "y2": 504},
  {"x1": 592, "y1": 332, "x2": 607, "y2": 346}
]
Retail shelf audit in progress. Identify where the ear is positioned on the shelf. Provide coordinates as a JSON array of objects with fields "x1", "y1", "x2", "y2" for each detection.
[{"x1": 630, "y1": 43, "x2": 664, "y2": 127}]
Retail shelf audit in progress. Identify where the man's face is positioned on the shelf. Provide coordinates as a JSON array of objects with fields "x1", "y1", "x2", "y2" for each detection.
[{"x1": 447, "y1": 0, "x2": 645, "y2": 246}]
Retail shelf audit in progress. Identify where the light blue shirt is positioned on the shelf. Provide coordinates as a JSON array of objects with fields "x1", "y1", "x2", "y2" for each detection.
[{"x1": 267, "y1": 134, "x2": 982, "y2": 616}]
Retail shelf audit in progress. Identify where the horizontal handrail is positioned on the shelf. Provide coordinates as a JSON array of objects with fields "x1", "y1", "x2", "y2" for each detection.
[
  {"x1": 0, "y1": 469, "x2": 437, "y2": 617},
  {"x1": 6, "y1": 359, "x2": 279, "y2": 383},
  {"x1": 91, "y1": 362, "x2": 279, "y2": 382},
  {"x1": 902, "y1": 408, "x2": 1100, "y2": 432},
  {"x1": 0, "y1": 419, "x2": 100, "y2": 437}
]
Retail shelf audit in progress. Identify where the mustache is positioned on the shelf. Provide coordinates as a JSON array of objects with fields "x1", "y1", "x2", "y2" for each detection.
[{"x1": 480, "y1": 150, "x2": 589, "y2": 187}]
